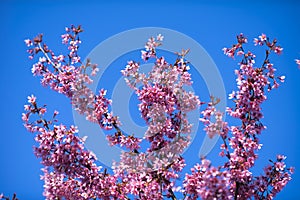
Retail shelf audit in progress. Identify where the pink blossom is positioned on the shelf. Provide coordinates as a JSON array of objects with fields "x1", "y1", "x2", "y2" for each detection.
[
  {"x1": 237, "y1": 50, "x2": 244, "y2": 56},
  {"x1": 253, "y1": 38, "x2": 260, "y2": 46},
  {"x1": 278, "y1": 75, "x2": 285, "y2": 82},
  {"x1": 275, "y1": 162, "x2": 286, "y2": 171},
  {"x1": 259, "y1": 33, "x2": 267, "y2": 41},
  {"x1": 27, "y1": 94, "x2": 36, "y2": 104},
  {"x1": 141, "y1": 50, "x2": 149, "y2": 61},
  {"x1": 157, "y1": 33, "x2": 164, "y2": 41},
  {"x1": 289, "y1": 167, "x2": 295, "y2": 174},
  {"x1": 254, "y1": 34, "x2": 266, "y2": 46},
  {"x1": 61, "y1": 33, "x2": 70, "y2": 44},
  {"x1": 22, "y1": 26, "x2": 293, "y2": 200},
  {"x1": 52, "y1": 54, "x2": 64, "y2": 62},
  {"x1": 24, "y1": 104, "x2": 30, "y2": 111},
  {"x1": 274, "y1": 46, "x2": 283, "y2": 54},
  {"x1": 21, "y1": 113, "x2": 29, "y2": 122},
  {"x1": 53, "y1": 110, "x2": 59, "y2": 116},
  {"x1": 24, "y1": 39, "x2": 32, "y2": 47},
  {"x1": 71, "y1": 56, "x2": 81, "y2": 64},
  {"x1": 222, "y1": 47, "x2": 235, "y2": 58},
  {"x1": 228, "y1": 91, "x2": 235, "y2": 99},
  {"x1": 277, "y1": 154, "x2": 287, "y2": 161}
]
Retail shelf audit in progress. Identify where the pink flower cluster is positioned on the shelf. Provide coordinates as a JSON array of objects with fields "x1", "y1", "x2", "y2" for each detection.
[
  {"x1": 141, "y1": 34, "x2": 163, "y2": 61},
  {"x1": 120, "y1": 39, "x2": 200, "y2": 170},
  {"x1": 253, "y1": 34, "x2": 283, "y2": 54},
  {"x1": 107, "y1": 133, "x2": 142, "y2": 151},
  {"x1": 19, "y1": 26, "x2": 294, "y2": 200},
  {"x1": 184, "y1": 33, "x2": 293, "y2": 199},
  {"x1": 184, "y1": 159, "x2": 232, "y2": 200},
  {"x1": 22, "y1": 95, "x2": 130, "y2": 199},
  {"x1": 24, "y1": 25, "x2": 119, "y2": 132},
  {"x1": 199, "y1": 97, "x2": 229, "y2": 139},
  {"x1": 22, "y1": 25, "x2": 201, "y2": 199},
  {"x1": 253, "y1": 155, "x2": 294, "y2": 199}
]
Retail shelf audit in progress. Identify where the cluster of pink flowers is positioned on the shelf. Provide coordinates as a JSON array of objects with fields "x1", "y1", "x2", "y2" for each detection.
[
  {"x1": 21, "y1": 25, "x2": 200, "y2": 199},
  {"x1": 184, "y1": 33, "x2": 293, "y2": 199},
  {"x1": 253, "y1": 34, "x2": 283, "y2": 54},
  {"x1": 25, "y1": 25, "x2": 117, "y2": 131},
  {"x1": 252, "y1": 155, "x2": 294, "y2": 199},
  {"x1": 140, "y1": 34, "x2": 163, "y2": 61},
  {"x1": 13, "y1": 25, "x2": 294, "y2": 200},
  {"x1": 184, "y1": 159, "x2": 232, "y2": 200},
  {"x1": 120, "y1": 36, "x2": 199, "y2": 157},
  {"x1": 22, "y1": 94, "x2": 127, "y2": 199},
  {"x1": 107, "y1": 133, "x2": 142, "y2": 151},
  {"x1": 199, "y1": 97, "x2": 229, "y2": 139}
]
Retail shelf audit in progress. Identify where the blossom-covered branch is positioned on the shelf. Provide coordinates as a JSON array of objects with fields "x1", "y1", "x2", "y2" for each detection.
[
  {"x1": 19, "y1": 25, "x2": 294, "y2": 199},
  {"x1": 23, "y1": 25, "x2": 202, "y2": 199},
  {"x1": 183, "y1": 33, "x2": 293, "y2": 200}
]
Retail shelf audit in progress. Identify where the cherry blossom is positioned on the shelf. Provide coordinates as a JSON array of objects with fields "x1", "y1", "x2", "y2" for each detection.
[
  {"x1": 184, "y1": 33, "x2": 293, "y2": 200},
  {"x1": 21, "y1": 25, "x2": 201, "y2": 199},
  {"x1": 15, "y1": 26, "x2": 294, "y2": 200}
]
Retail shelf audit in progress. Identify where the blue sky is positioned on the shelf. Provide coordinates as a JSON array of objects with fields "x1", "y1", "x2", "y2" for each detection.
[{"x1": 1, "y1": 0, "x2": 299, "y2": 199}]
